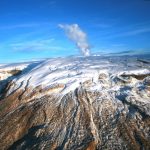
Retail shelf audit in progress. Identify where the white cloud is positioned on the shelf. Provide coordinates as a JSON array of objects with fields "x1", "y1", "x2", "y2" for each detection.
[
  {"x1": 11, "y1": 38, "x2": 57, "y2": 52},
  {"x1": 0, "y1": 22, "x2": 50, "y2": 30},
  {"x1": 119, "y1": 27, "x2": 150, "y2": 36}
]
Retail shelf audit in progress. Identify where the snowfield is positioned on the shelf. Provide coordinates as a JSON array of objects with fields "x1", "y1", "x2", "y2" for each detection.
[{"x1": 0, "y1": 55, "x2": 150, "y2": 96}]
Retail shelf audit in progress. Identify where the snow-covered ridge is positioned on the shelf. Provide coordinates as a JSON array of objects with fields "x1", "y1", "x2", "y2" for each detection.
[
  {"x1": 1, "y1": 55, "x2": 150, "y2": 150},
  {"x1": 0, "y1": 55, "x2": 150, "y2": 96}
]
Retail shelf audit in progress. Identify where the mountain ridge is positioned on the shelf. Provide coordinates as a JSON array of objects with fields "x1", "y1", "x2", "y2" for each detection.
[{"x1": 0, "y1": 55, "x2": 150, "y2": 149}]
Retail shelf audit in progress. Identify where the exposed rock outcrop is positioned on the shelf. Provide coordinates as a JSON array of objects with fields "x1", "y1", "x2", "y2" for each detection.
[{"x1": 0, "y1": 56, "x2": 150, "y2": 150}]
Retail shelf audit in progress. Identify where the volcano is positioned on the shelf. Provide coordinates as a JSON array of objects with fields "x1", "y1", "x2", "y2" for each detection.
[{"x1": 0, "y1": 55, "x2": 150, "y2": 150}]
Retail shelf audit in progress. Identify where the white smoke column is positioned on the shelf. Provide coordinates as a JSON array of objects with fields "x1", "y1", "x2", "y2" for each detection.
[{"x1": 59, "y1": 24, "x2": 90, "y2": 56}]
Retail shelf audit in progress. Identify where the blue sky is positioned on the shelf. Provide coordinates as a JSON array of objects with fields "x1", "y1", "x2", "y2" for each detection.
[{"x1": 0, "y1": 0, "x2": 150, "y2": 63}]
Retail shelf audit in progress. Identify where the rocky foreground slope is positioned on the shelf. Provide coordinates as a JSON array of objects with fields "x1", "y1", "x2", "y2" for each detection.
[{"x1": 0, "y1": 55, "x2": 150, "y2": 150}]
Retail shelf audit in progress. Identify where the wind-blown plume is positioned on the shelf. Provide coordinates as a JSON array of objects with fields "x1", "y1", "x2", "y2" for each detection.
[{"x1": 59, "y1": 24, "x2": 90, "y2": 56}]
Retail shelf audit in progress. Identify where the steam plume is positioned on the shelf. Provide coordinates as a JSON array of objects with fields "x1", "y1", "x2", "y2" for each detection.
[{"x1": 59, "y1": 24, "x2": 90, "y2": 56}]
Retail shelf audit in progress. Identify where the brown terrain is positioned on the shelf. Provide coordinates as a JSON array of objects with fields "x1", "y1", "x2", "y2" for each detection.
[{"x1": 0, "y1": 59, "x2": 150, "y2": 150}]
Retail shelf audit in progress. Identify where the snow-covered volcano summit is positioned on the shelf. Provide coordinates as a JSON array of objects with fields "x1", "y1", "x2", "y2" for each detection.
[
  {"x1": 0, "y1": 55, "x2": 150, "y2": 149},
  {"x1": 1, "y1": 55, "x2": 150, "y2": 96}
]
